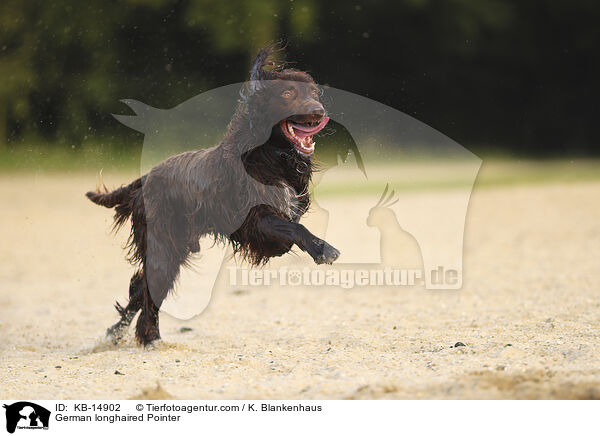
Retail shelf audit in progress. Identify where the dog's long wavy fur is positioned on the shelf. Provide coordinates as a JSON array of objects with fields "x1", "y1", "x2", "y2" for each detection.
[{"x1": 86, "y1": 44, "x2": 338, "y2": 345}]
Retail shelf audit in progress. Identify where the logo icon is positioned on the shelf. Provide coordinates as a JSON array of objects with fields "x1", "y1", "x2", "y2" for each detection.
[{"x1": 2, "y1": 402, "x2": 50, "y2": 434}]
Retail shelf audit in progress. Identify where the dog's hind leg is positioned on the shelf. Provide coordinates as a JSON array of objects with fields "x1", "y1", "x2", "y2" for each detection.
[
  {"x1": 135, "y1": 255, "x2": 184, "y2": 347},
  {"x1": 133, "y1": 193, "x2": 191, "y2": 346},
  {"x1": 106, "y1": 270, "x2": 145, "y2": 344}
]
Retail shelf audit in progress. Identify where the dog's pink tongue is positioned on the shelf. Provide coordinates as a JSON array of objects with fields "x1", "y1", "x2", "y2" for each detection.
[{"x1": 291, "y1": 117, "x2": 329, "y2": 139}]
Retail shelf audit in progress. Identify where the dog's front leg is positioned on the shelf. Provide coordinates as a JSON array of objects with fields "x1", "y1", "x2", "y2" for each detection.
[{"x1": 259, "y1": 215, "x2": 340, "y2": 264}]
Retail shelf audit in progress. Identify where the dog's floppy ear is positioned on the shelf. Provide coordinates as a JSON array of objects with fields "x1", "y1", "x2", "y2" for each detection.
[
  {"x1": 250, "y1": 47, "x2": 273, "y2": 82},
  {"x1": 249, "y1": 43, "x2": 285, "y2": 93}
]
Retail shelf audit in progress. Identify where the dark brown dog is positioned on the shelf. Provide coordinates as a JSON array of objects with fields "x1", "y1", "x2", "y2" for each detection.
[{"x1": 86, "y1": 45, "x2": 340, "y2": 346}]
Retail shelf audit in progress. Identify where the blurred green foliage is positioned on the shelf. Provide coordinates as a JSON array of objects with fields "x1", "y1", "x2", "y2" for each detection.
[{"x1": 0, "y1": 0, "x2": 598, "y2": 156}]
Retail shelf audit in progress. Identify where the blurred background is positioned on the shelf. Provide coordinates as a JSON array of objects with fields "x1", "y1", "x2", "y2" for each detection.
[{"x1": 1, "y1": 0, "x2": 599, "y2": 171}]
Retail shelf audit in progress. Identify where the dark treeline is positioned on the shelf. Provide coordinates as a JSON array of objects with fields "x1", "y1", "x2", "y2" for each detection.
[{"x1": 1, "y1": 0, "x2": 599, "y2": 157}]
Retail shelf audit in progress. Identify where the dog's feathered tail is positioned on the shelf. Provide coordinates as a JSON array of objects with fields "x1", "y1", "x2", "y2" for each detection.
[{"x1": 86, "y1": 177, "x2": 143, "y2": 231}]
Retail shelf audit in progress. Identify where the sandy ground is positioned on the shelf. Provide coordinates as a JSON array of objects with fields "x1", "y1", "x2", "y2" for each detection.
[{"x1": 1, "y1": 170, "x2": 599, "y2": 399}]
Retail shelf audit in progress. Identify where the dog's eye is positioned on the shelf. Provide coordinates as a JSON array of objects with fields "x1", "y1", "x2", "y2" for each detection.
[{"x1": 282, "y1": 90, "x2": 294, "y2": 98}]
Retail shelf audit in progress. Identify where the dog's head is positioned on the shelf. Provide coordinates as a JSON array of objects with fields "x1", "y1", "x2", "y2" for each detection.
[{"x1": 245, "y1": 45, "x2": 329, "y2": 156}]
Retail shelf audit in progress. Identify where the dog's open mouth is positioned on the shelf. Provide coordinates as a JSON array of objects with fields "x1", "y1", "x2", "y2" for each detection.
[{"x1": 281, "y1": 117, "x2": 330, "y2": 156}]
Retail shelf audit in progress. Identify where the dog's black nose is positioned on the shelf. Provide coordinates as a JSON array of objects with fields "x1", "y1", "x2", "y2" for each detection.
[{"x1": 309, "y1": 105, "x2": 326, "y2": 117}]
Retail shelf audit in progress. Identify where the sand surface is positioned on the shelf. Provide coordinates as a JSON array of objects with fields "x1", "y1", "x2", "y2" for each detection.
[{"x1": 1, "y1": 171, "x2": 599, "y2": 399}]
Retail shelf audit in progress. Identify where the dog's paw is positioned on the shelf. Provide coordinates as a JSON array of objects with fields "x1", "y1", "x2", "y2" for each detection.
[
  {"x1": 106, "y1": 324, "x2": 127, "y2": 345},
  {"x1": 313, "y1": 241, "x2": 340, "y2": 265},
  {"x1": 143, "y1": 339, "x2": 162, "y2": 350}
]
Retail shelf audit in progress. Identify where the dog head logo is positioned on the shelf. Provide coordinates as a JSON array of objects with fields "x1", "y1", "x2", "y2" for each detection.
[{"x1": 3, "y1": 402, "x2": 50, "y2": 434}]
